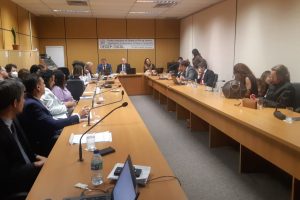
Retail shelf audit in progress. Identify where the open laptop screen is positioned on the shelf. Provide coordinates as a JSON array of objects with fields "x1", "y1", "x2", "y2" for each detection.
[{"x1": 112, "y1": 156, "x2": 138, "y2": 200}]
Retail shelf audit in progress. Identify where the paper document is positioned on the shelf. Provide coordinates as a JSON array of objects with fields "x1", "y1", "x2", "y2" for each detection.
[{"x1": 69, "y1": 131, "x2": 112, "y2": 144}]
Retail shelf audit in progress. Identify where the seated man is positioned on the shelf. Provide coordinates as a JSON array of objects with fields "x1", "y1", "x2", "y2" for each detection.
[
  {"x1": 5, "y1": 63, "x2": 18, "y2": 78},
  {"x1": 18, "y1": 74, "x2": 89, "y2": 156},
  {"x1": 179, "y1": 60, "x2": 198, "y2": 81},
  {"x1": 197, "y1": 59, "x2": 215, "y2": 87},
  {"x1": 97, "y1": 58, "x2": 112, "y2": 75},
  {"x1": 0, "y1": 79, "x2": 46, "y2": 198},
  {"x1": 116, "y1": 58, "x2": 131, "y2": 74},
  {"x1": 263, "y1": 64, "x2": 295, "y2": 108}
]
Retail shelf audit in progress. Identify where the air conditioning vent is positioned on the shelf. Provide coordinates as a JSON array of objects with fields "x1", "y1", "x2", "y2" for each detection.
[
  {"x1": 154, "y1": 1, "x2": 177, "y2": 8},
  {"x1": 66, "y1": 0, "x2": 88, "y2": 6}
]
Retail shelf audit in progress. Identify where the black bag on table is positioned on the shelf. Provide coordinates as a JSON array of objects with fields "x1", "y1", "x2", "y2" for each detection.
[{"x1": 222, "y1": 80, "x2": 246, "y2": 99}]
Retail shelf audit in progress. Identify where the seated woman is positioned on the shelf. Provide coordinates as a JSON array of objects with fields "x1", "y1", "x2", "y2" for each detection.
[
  {"x1": 144, "y1": 58, "x2": 156, "y2": 73},
  {"x1": 233, "y1": 63, "x2": 258, "y2": 98},
  {"x1": 52, "y1": 70, "x2": 76, "y2": 108},
  {"x1": 257, "y1": 70, "x2": 271, "y2": 97},
  {"x1": 263, "y1": 64, "x2": 295, "y2": 108},
  {"x1": 40, "y1": 70, "x2": 69, "y2": 119}
]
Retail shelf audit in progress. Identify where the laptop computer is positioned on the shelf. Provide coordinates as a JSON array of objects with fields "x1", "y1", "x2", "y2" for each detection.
[{"x1": 64, "y1": 155, "x2": 139, "y2": 200}]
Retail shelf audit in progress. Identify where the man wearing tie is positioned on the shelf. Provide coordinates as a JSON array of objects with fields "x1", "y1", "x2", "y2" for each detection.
[
  {"x1": 197, "y1": 59, "x2": 215, "y2": 87},
  {"x1": 116, "y1": 58, "x2": 131, "y2": 74},
  {"x1": 0, "y1": 79, "x2": 47, "y2": 198},
  {"x1": 97, "y1": 58, "x2": 112, "y2": 75}
]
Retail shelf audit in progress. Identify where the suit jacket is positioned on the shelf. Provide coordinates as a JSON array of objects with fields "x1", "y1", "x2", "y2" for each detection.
[
  {"x1": 198, "y1": 69, "x2": 215, "y2": 87},
  {"x1": 116, "y1": 63, "x2": 131, "y2": 73},
  {"x1": 97, "y1": 64, "x2": 113, "y2": 75},
  {"x1": 18, "y1": 95, "x2": 79, "y2": 156},
  {"x1": 184, "y1": 66, "x2": 198, "y2": 81},
  {"x1": 263, "y1": 82, "x2": 295, "y2": 108},
  {"x1": 0, "y1": 119, "x2": 39, "y2": 197}
]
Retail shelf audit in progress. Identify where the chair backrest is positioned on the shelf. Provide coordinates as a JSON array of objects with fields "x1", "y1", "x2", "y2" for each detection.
[
  {"x1": 212, "y1": 73, "x2": 218, "y2": 88},
  {"x1": 66, "y1": 79, "x2": 85, "y2": 101},
  {"x1": 127, "y1": 68, "x2": 136, "y2": 74},
  {"x1": 292, "y1": 82, "x2": 300, "y2": 110},
  {"x1": 156, "y1": 67, "x2": 164, "y2": 74}
]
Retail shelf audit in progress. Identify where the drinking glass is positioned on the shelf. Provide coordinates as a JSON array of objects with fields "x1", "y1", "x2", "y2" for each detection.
[{"x1": 86, "y1": 134, "x2": 96, "y2": 151}]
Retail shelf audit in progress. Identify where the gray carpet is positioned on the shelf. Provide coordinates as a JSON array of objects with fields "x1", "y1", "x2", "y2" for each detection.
[{"x1": 130, "y1": 95, "x2": 290, "y2": 200}]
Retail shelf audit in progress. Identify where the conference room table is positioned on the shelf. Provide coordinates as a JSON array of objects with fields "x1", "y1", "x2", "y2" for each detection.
[
  {"x1": 135, "y1": 75, "x2": 300, "y2": 200},
  {"x1": 26, "y1": 80, "x2": 187, "y2": 200}
]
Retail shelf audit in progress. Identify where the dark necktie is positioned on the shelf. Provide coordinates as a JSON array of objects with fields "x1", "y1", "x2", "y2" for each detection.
[
  {"x1": 10, "y1": 124, "x2": 31, "y2": 164},
  {"x1": 122, "y1": 64, "x2": 125, "y2": 72}
]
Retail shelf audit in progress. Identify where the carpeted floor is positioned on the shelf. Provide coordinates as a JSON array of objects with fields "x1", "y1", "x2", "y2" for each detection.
[{"x1": 130, "y1": 95, "x2": 290, "y2": 200}]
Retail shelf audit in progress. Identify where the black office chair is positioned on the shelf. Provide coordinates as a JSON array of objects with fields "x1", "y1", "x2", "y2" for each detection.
[
  {"x1": 127, "y1": 68, "x2": 136, "y2": 74},
  {"x1": 66, "y1": 79, "x2": 85, "y2": 101},
  {"x1": 292, "y1": 82, "x2": 300, "y2": 112},
  {"x1": 156, "y1": 67, "x2": 164, "y2": 74},
  {"x1": 212, "y1": 73, "x2": 218, "y2": 88}
]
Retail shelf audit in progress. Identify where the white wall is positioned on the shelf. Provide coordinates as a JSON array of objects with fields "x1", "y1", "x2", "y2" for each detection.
[
  {"x1": 180, "y1": 16, "x2": 193, "y2": 61},
  {"x1": 235, "y1": 0, "x2": 300, "y2": 82},
  {"x1": 180, "y1": 0, "x2": 300, "y2": 82}
]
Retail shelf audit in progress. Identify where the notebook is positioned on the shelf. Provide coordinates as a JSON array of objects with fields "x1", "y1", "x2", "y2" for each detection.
[{"x1": 63, "y1": 155, "x2": 139, "y2": 200}]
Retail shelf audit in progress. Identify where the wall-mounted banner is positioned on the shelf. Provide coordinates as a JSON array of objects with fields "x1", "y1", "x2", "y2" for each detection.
[{"x1": 99, "y1": 39, "x2": 155, "y2": 49}]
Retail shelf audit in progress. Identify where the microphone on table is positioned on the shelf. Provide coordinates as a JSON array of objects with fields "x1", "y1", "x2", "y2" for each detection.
[
  {"x1": 79, "y1": 102, "x2": 128, "y2": 162},
  {"x1": 87, "y1": 90, "x2": 125, "y2": 126},
  {"x1": 88, "y1": 85, "x2": 99, "y2": 125},
  {"x1": 273, "y1": 90, "x2": 293, "y2": 120}
]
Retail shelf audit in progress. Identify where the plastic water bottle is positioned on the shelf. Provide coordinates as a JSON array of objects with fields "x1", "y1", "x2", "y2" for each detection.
[{"x1": 91, "y1": 149, "x2": 103, "y2": 186}]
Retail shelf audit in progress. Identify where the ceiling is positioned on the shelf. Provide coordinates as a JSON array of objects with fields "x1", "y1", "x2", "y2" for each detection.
[{"x1": 11, "y1": 0, "x2": 223, "y2": 19}]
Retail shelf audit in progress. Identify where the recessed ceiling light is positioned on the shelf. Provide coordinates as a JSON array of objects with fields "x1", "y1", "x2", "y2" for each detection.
[
  {"x1": 136, "y1": 0, "x2": 155, "y2": 3},
  {"x1": 129, "y1": 11, "x2": 150, "y2": 14},
  {"x1": 53, "y1": 9, "x2": 90, "y2": 13}
]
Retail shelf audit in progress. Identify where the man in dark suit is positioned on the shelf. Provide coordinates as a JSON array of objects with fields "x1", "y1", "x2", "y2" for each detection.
[
  {"x1": 0, "y1": 79, "x2": 46, "y2": 198},
  {"x1": 18, "y1": 74, "x2": 89, "y2": 156},
  {"x1": 197, "y1": 59, "x2": 215, "y2": 87},
  {"x1": 116, "y1": 58, "x2": 131, "y2": 74},
  {"x1": 179, "y1": 60, "x2": 198, "y2": 81},
  {"x1": 263, "y1": 64, "x2": 295, "y2": 108},
  {"x1": 97, "y1": 58, "x2": 112, "y2": 75}
]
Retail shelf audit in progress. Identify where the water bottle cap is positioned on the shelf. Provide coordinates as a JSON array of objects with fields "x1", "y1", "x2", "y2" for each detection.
[{"x1": 93, "y1": 149, "x2": 100, "y2": 154}]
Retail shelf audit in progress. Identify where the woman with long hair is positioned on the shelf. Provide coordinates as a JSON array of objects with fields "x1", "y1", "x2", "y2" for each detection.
[
  {"x1": 257, "y1": 70, "x2": 271, "y2": 97},
  {"x1": 233, "y1": 63, "x2": 258, "y2": 97},
  {"x1": 144, "y1": 58, "x2": 156, "y2": 72}
]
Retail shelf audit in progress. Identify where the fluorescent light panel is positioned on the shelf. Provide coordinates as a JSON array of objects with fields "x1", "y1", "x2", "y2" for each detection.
[{"x1": 53, "y1": 9, "x2": 90, "y2": 13}]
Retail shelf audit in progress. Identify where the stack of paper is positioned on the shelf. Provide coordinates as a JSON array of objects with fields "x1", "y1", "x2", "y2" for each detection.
[{"x1": 69, "y1": 131, "x2": 112, "y2": 144}]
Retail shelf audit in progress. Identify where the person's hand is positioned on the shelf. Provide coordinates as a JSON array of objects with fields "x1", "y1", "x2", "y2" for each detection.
[
  {"x1": 79, "y1": 106, "x2": 90, "y2": 118},
  {"x1": 34, "y1": 155, "x2": 47, "y2": 167}
]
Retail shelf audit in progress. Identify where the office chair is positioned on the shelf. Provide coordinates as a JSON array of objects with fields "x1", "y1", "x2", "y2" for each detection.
[
  {"x1": 66, "y1": 79, "x2": 85, "y2": 101},
  {"x1": 292, "y1": 82, "x2": 300, "y2": 111},
  {"x1": 156, "y1": 67, "x2": 164, "y2": 74},
  {"x1": 127, "y1": 68, "x2": 136, "y2": 74}
]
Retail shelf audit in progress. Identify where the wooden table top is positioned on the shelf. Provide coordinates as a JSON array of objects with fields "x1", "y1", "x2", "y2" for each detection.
[
  {"x1": 26, "y1": 81, "x2": 187, "y2": 200},
  {"x1": 147, "y1": 76, "x2": 300, "y2": 153}
]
